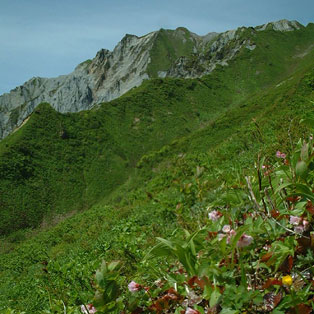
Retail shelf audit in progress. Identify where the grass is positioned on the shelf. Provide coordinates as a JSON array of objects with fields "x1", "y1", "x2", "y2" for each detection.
[{"x1": 0, "y1": 24, "x2": 314, "y2": 312}]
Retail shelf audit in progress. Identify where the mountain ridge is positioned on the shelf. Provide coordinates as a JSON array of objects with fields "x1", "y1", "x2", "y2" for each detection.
[
  {"x1": 0, "y1": 19, "x2": 306, "y2": 139},
  {"x1": 1, "y1": 18, "x2": 313, "y2": 236}
]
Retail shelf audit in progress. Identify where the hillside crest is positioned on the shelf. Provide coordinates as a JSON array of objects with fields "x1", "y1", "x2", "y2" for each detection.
[{"x1": 0, "y1": 19, "x2": 304, "y2": 139}]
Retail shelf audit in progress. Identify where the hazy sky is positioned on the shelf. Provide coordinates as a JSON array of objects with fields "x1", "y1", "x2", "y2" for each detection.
[{"x1": 1, "y1": 0, "x2": 313, "y2": 95}]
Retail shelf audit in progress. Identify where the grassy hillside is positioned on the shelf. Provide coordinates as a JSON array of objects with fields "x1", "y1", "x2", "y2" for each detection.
[
  {"x1": 0, "y1": 40, "x2": 313, "y2": 312},
  {"x1": 0, "y1": 24, "x2": 314, "y2": 312},
  {"x1": 1, "y1": 24, "x2": 314, "y2": 236},
  {"x1": 0, "y1": 77, "x2": 235, "y2": 235},
  {"x1": 147, "y1": 27, "x2": 197, "y2": 77}
]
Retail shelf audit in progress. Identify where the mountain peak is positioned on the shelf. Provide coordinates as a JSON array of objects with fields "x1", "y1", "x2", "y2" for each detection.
[
  {"x1": 0, "y1": 19, "x2": 311, "y2": 139},
  {"x1": 256, "y1": 19, "x2": 303, "y2": 32}
]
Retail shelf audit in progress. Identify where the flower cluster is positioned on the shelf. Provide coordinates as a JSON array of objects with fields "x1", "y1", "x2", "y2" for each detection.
[
  {"x1": 218, "y1": 224, "x2": 236, "y2": 243},
  {"x1": 289, "y1": 215, "x2": 309, "y2": 234},
  {"x1": 276, "y1": 150, "x2": 286, "y2": 159},
  {"x1": 218, "y1": 225, "x2": 253, "y2": 247},
  {"x1": 208, "y1": 210, "x2": 222, "y2": 221}
]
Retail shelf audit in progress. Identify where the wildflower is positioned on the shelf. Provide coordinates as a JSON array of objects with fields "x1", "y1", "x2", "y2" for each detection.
[
  {"x1": 290, "y1": 216, "x2": 309, "y2": 234},
  {"x1": 303, "y1": 219, "x2": 309, "y2": 231},
  {"x1": 81, "y1": 304, "x2": 97, "y2": 314},
  {"x1": 222, "y1": 225, "x2": 231, "y2": 233},
  {"x1": 294, "y1": 225, "x2": 305, "y2": 234},
  {"x1": 237, "y1": 234, "x2": 253, "y2": 248},
  {"x1": 218, "y1": 227, "x2": 236, "y2": 243},
  {"x1": 128, "y1": 280, "x2": 141, "y2": 292},
  {"x1": 282, "y1": 275, "x2": 293, "y2": 286},
  {"x1": 208, "y1": 210, "x2": 222, "y2": 221},
  {"x1": 218, "y1": 233, "x2": 226, "y2": 241},
  {"x1": 276, "y1": 151, "x2": 286, "y2": 159},
  {"x1": 227, "y1": 229, "x2": 237, "y2": 244},
  {"x1": 289, "y1": 216, "x2": 301, "y2": 226},
  {"x1": 186, "y1": 308, "x2": 200, "y2": 314}
]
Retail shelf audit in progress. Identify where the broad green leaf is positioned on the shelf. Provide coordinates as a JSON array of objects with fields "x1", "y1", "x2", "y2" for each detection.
[{"x1": 210, "y1": 288, "x2": 221, "y2": 307}]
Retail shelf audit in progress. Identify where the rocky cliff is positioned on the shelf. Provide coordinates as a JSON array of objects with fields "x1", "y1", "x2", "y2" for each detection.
[{"x1": 0, "y1": 19, "x2": 302, "y2": 138}]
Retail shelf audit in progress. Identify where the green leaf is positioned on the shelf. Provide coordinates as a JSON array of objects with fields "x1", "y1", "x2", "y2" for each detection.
[
  {"x1": 108, "y1": 261, "x2": 121, "y2": 272},
  {"x1": 296, "y1": 160, "x2": 308, "y2": 179},
  {"x1": 95, "y1": 269, "x2": 104, "y2": 284},
  {"x1": 220, "y1": 309, "x2": 239, "y2": 314},
  {"x1": 300, "y1": 142, "x2": 309, "y2": 161},
  {"x1": 210, "y1": 288, "x2": 221, "y2": 307}
]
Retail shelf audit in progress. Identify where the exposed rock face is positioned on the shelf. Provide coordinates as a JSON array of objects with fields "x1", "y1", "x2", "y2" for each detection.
[
  {"x1": 0, "y1": 31, "x2": 158, "y2": 138},
  {"x1": 256, "y1": 19, "x2": 302, "y2": 32},
  {"x1": 0, "y1": 19, "x2": 303, "y2": 139}
]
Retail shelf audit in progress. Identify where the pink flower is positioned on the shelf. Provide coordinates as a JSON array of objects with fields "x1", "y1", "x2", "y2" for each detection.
[
  {"x1": 230, "y1": 229, "x2": 236, "y2": 236},
  {"x1": 81, "y1": 304, "x2": 97, "y2": 314},
  {"x1": 294, "y1": 226, "x2": 304, "y2": 234},
  {"x1": 128, "y1": 281, "x2": 141, "y2": 292},
  {"x1": 227, "y1": 229, "x2": 237, "y2": 244},
  {"x1": 222, "y1": 225, "x2": 231, "y2": 233},
  {"x1": 290, "y1": 216, "x2": 302, "y2": 226},
  {"x1": 262, "y1": 165, "x2": 266, "y2": 169},
  {"x1": 303, "y1": 219, "x2": 309, "y2": 231},
  {"x1": 186, "y1": 308, "x2": 200, "y2": 314},
  {"x1": 208, "y1": 210, "x2": 222, "y2": 221},
  {"x1": 237, "y1": 234, "x2": 253, "y2": 248},
  {"x1": 276, "y1": 151, "x2": 286, "y2": 159}
]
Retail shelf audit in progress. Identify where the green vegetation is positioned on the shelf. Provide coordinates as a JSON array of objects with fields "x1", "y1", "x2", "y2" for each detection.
[
  {"x1": 0, "y1": 24, "x2": 314, "y2": 313},
  {"x1": 147, "y1": 28, "x2": 197, "y2": 77}
]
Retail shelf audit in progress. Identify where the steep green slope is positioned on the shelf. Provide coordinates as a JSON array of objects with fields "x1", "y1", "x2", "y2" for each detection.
[
  {"x1": 1, "y1": 23, "x2": 314, "y2": 236},
  {"x1": 147, "y1": 27, "x2": 197, "y2": 77},
  {"x1": 0, "y1": 78, "x2": 233, "y2": 235},
  {"x1": 0, "y1": 53, "x2": 313, "y2": 312}
]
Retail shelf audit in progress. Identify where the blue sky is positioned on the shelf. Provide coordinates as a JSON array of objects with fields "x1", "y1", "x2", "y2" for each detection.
[{"x1": 0, "y1": 0, "x2": 313, "y2": 95}]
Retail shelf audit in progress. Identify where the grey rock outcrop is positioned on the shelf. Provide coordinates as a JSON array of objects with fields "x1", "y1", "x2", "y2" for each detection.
[
  {"x1": 0, "y1": 19, "x2": 303, "y2": 139},
  {"x1": 256, "y1": 19, "x2": 302, "y2": 32}
]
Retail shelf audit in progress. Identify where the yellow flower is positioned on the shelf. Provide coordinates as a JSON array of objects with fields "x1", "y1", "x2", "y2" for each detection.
[{"x1": 282, "y1": 275, "x2": 293, "y2": 286}]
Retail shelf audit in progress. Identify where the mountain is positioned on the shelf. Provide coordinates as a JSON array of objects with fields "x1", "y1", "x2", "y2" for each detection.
[
  {"x1": 0, "y1": 19, "x2": 304, "y2": 139},
  {"x1": 0, "y1": 19, "x2": 314, "y2": 237},
  {"x1": 0, "y1": 19, "x2": 314, "y2": 312}
]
